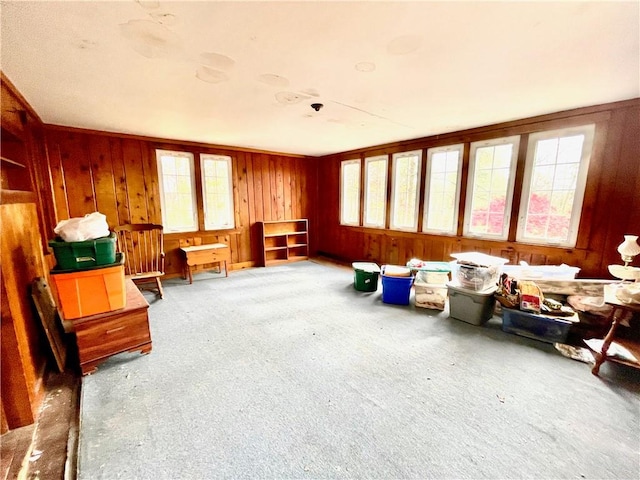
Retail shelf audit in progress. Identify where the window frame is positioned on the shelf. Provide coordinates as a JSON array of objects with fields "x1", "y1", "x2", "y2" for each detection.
[
  {"x1": 156, "y1": 149, "x2": 198, "y2": 233},
  {"x1": 390, "y1": 150, "x2": 422, "y2": 232},
  {"x1": 463, "y1": 136, "x2": 520, "y2": 240},
  {"x1": 516, "y1": 124, "x2": 595, "y2": 247},
  {"x1": 363, "y1": 154, "x2": 388, "y2": 228},
  {"x1": 200, "y1": 153, "x2": 235, "y2": 231},
  {"x1": 422, "y1": 143, "x2": 464, "y2": 235},
  {"x1": 340, "y1": 159, "x2": 361, "y2": 226}
]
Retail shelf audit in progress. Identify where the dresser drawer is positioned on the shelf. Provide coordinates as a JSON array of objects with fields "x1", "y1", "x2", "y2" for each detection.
[
  {"x1": 75, "y1": 310, "x2": 151, "y2": 365},
  {"x1": 186, "y1": 247, "x2": 230, "y2": 266}
]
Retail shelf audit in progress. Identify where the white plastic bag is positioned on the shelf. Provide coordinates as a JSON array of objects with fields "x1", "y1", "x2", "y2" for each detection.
[{"x1": 54, "y1": 212, "x2": 110, "y2": 242}]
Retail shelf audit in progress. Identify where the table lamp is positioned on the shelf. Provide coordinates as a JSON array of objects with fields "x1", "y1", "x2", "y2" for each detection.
[
  {"x1": 608, "y1": 235, "x2": 640, "y2": 281},
  {"x1": 608, "y1": 235, "x2": 640, "y2": 304}
]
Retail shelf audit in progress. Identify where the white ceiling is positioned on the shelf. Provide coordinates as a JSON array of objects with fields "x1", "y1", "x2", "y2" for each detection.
[{"x1": 1, "y1": 1, "x2": 638, "y2": 156}]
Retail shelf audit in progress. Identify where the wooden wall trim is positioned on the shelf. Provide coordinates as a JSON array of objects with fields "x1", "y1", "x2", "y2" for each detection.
[
  {"x1": 0, "y1": 71, "x2": 43, "y2": 125},
  {"x1": 320, "y1": 101, "x2": 637, "y2": 161},
  {"x1": 45, "y1": 124, "x2": 312, "y2": 159}
]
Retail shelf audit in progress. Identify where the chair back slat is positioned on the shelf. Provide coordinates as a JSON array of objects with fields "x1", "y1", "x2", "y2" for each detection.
[{"x1": 114, "y1": 224, "x2": 164, "y2": 277}]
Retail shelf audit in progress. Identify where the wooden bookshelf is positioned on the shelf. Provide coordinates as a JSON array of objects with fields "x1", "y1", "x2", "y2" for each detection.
[{"x1": 258, "y1": 219, "x2": 309, "y2": 266}]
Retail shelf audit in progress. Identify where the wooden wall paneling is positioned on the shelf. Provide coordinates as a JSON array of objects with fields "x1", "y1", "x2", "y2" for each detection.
[
  {"x1": 87, "y1": 135, "x2": 119, "y2": 226},
  {"x1": 269, "y1": 155, "x2": 280, "y2": 220},
  {"x1": 245, "y1": 153, "x2": 261, "y2": 263},
  {"x1": 456, "y1": 143, "x2": 471, "y2": 236},
  {"x1": 44, "y1": 131, "x2": 70, "y2": 224},
  {"x1": 140, "y1": 142, "x2": 161, "y2": 225},
  {"x1": 299, "y1": 157, "x2": 310, "y2": 220},
  {"x1": 275, "y1": 156, "x2": 285, "y2": 220},
  {"x1": 416, "y1": 150, "x2": 427, "y2": 233},
  {"x1": 109, "y1": 137, "x2": 131, "y2": 226},
  {"x1": 121, "y1": 138, "x2": 149, "y2": 224},
  {"x1": 588, "y1": 108, "x2": 634, "y2": 275},
  {"x1": 508, "y1": 133, "x2": 529, "y2": 241},
  {"x1": 235, "y1": 152, "x2": 252, "y2": 264},
  {"x1": 290, "y1": 157, "x2": 300, "y2": 220},
  {"x1": 251, "y1": 153, "x2": 264, "y2": 222},
  {"x1": 164, "y1": 237, "x2": 184, "y2": 277},
  {"x1": 58, "y1": 132, "x2": 95, "y2": 218},
  {"x1": 574, "y1": 119, "x2": 609, "y2": 252},
  {"x1": 29, "y1": 124, "x2": 57, "y2": 240},
  {"x1": 260, "y1": 154, "x2": 272, "y2": 220},
  {"x1": 283, "y1": 157, "x2": 293, "y2": 220},
  {"x1": 1, "y1": 203, "x2": 48, "y2": 429}
]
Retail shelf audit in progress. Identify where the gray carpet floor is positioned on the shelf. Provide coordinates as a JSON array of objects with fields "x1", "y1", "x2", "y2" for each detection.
[{"x1": 78, "y1": 261, "x2": 640, "y2": 480}]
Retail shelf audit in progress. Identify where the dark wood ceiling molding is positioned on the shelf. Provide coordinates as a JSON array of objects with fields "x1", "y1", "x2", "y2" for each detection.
[
  {"x1": 44, "y1": 124, "x2": 312, "y2": 160},
  {"x1": 320, "y1": 98, "x2": 639, "y2": 161}
]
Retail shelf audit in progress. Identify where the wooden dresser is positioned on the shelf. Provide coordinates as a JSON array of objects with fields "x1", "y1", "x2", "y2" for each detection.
[{"x1": 62, "y1": 279, "x2": 152, "y2": 375}]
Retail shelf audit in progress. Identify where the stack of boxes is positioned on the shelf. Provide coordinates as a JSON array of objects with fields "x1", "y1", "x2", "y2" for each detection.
[
  {"x1": 411, "y1": 261, "x2": 451, "y2": 311},
  {"x1": 48, "y1": 233, "x2": 126, "y2": 320},
  {"x1": 447, "y1": 253, "x2": 508, "y2": 326}
]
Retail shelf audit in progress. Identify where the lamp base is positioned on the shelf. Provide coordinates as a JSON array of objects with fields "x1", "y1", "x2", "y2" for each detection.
[{"x1": 608, "y1": 264, "x2": 640, "y2": 281}]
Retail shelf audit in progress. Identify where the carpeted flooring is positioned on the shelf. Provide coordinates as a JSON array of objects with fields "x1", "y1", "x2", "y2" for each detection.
[{"x1": 79, "y1": 261, "x2": 640, "y2": 480}]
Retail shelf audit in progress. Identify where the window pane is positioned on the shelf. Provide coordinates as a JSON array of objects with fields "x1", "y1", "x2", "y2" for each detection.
[
  {"x1": 424, "y1": 146, "x2": 462, "y2": 234},
  {"x1": 519, "y1": 126, "x2": 592, "y2": 246},
  {"x1": 156, "y1": 150, "x2": 197, "y2": 233},
  {"x1": 341, "y1": 160, "x2": 361, "y2": 225},
  {"x1": 465, "y1": 138, "x2": 518, "y2": 239},
  {"x1": 364, "y1": 156, "x2": 387, "y2": 228},
  {"x1": 391, "y1": 151, "x2": 421, "y2": 231},
  {"x1": 201, "y1": 155, "x2": 234, "y2": 230}
]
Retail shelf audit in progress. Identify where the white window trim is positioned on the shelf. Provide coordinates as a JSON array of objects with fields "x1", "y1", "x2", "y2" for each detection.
[
  {"x1": 363, "y1": 155, "x2": 388, "y2": 228},
  {"x1": 156, "y1": 149, "x2": 198, "y2": 233},
  {"x1": 516, "y1": 124, "x2": 595, "y2": 247},
  {"x1": 423, "y1": 144, "x2": 464, "y2": 235},
  {"x1": 340, "y1": 159, "x2": 361, "y2": 226},
  {"x1": 463, "y1": 136, "x2": 520, "y2": 240},
  {"x1": 390, "y1": 150, "x2": 422, "y2": 232},
  {"x1": 200, "y1": 154, "x2": 235, "y2": 231}
]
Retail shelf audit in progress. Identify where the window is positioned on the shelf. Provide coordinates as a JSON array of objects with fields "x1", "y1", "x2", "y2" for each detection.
[
  {"x1": 340, "y1": 159, "x2": 361, "y2": 225},
  {"x1": 157, "y1": 149, "x2": 235, "y2": 233},
  {"x1": 201, "y1": 154, "x2": 234, "y2": 230},
  {"x1": 390, "y1": 150, "x2": 422, "y2": 231},
  {"x1": 156, "y1": 150, "x2": 198, "y2": 233},
  {"x1": 363, "y1": 155, "x2": 388, "y2": 228},
  {"x1": 464, "y1": 136, "x2": 520, "y2": 240},
  {"x1": 517, "y1": 125, "x2": 595, "y2": 246},
  {"x1": 423, "y1": 144, "x2": 463, "y2": 235}
]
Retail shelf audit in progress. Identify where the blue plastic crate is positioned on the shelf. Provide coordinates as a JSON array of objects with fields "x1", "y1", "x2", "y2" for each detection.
[
  {"x1": 502, "y1": 307, "x2": 572, "y2": 344},
  {"x1": 381, "y1": 274, "x2": 414, "y2": 305}
]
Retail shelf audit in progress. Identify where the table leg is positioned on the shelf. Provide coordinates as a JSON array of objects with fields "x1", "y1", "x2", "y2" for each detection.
[
  {"x1": 188, "y1": 266, "x2": 193, "y2": 285},
  {"x1": 224, "y1": 260, "x2": 228, "y2": 277},
  {"x1": 591, "y1": 307, "x2": 621, "y2": 376}
]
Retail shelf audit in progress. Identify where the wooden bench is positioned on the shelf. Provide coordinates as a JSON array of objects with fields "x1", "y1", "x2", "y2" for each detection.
[{"x1": 180, "y1": 243, "x2": 230, "y2": 284}]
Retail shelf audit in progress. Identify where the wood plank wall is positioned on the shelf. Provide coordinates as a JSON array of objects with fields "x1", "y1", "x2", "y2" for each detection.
[
  {"x1": 315, "y1": 99, "x2": 640, "y2": 279},
  {"x1": 43, "y1": 127, "x2": 317, "y2": 278}
]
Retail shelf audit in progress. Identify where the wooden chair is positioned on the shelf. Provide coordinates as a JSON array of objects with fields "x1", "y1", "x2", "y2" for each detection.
[{"x1": 114, "y1": 224, "x2": 165, "y2": 298}]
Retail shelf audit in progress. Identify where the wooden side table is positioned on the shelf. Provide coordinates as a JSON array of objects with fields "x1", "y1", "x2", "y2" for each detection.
[
  {"x1": 180, "y1": 243, "x2": 230, "y2": 284},
  {"x1": 589, "y1": 289, "x2": 640, "y2": 376},
  {"x1": 62, "y1": 279, "x2": 152, "y2": 375}
]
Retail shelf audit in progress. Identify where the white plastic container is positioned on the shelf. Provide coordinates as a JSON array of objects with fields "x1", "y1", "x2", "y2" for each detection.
[
  {"x1": 447, "y1": 281, "x2": 497, "y2": 325},
  {"x1": 450, "y1": 252, "x2": 508, "y2": 292}
]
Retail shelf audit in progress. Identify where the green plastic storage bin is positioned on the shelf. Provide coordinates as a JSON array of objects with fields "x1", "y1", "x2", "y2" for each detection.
[
  {"x1": 352, "y1": 262, "x2": 381, "y2": 292},
  {"x1": 49, "y1": 232, "x2": 117, "y2": 270}
]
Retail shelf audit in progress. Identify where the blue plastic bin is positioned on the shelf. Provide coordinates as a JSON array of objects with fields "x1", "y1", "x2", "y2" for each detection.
[
  {"x1": 381, "y1": 272, "x2": 414, "y2": 305},
  {"x1": 502, "y1": 307, "x2": 573, "y2": 344}
]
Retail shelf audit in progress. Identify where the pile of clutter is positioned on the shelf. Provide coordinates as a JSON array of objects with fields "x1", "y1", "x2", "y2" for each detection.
[{"x1": 495, "y1": 273, "x2": 576, "y2": 317}]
